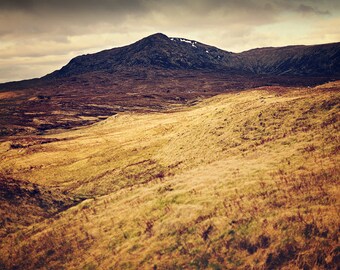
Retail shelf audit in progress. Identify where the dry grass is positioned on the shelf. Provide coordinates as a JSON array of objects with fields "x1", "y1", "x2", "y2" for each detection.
[{"x1": 0, "y1": 83, "x2": 339, "y2": 269}]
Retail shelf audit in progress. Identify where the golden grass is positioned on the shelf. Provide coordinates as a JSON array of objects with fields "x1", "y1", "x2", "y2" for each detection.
[{"x1": 0, "y1": 84, "x2": 339, "y2": 269}]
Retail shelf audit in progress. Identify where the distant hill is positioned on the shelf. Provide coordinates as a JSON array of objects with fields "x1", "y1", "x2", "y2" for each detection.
[
  {"x1": 238, "y1": 43, "x2": 340, "y2": 76},
  {"x1": 44, "y1": 33, "x2": 340, "y2": 79}
]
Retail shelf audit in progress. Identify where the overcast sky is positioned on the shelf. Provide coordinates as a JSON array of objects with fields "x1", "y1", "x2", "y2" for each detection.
[{"x1": 0, "y1": 0, "x2": 339, "y2": 83}]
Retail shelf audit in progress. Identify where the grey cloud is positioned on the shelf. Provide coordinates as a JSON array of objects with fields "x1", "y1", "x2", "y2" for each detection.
[
  {"x1": 0, "y1": 0, "x2": 280, "y2": 40},
  {"x1": 297, "y1": 4, "x2": 330, "y2": 15},
  {"x1": 0, "y1": 0, "x2": 304, "y2": 16},
  {"x1": 0, "y1": 0, "x2": 146, "y2": 13},
  {"x1": 0, "y1": 0, "x2": 337, "y2": 13}
]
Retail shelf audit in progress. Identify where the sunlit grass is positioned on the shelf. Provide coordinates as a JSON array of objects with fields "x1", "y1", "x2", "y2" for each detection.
[{"x1": 0, "y1": 83, "x2": 339, "y2": 269}]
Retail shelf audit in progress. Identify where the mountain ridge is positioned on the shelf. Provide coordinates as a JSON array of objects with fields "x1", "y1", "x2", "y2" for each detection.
[{"x1": 42, "y1": 33, "x2": 340, "y2": 79}]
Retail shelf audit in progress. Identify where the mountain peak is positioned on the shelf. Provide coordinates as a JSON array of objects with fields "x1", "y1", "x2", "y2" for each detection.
[
  {"x1": 137, "y1": 32, "x2": 171, "y2": 46},
  {"x1": 145, "y1": 33, "x2": 169, "y2": 40}
]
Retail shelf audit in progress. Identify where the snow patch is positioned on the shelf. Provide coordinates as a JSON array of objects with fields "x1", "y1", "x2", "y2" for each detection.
[
  {"x1": 179, "y1": 38, "x2": 192, "y2": 44},
  {"x1": 171, "y1": 37, "x2": 198, "y2": 48}
]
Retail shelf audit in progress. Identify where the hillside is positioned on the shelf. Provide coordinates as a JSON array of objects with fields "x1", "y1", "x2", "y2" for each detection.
[
  {"x1": 238, "y1": 43, "x2": 340, "y2": 76},
  {"x1": 45, "y1": 33, "x2": 237, "y2": 78},
  {"x1": 45, "y1": 34, "x2": 340, "y2": 78},
  {"x1": 0, "y1": 82, "x2": 339, "y2": 269}
]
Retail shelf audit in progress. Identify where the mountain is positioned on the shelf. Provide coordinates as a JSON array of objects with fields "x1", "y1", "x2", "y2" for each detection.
[
  {"x1": 45, "y1": 33, "x2": 237, "y2": 78},
  {"x1": 0, "y1": 33, "x2": 339, "y2": 138},
  {"x1": 239, "y1": 43, "x2": 340, "y2": 76},
  {"x1": 43, "y1": 33, "x2": 340, "y2": 79}
]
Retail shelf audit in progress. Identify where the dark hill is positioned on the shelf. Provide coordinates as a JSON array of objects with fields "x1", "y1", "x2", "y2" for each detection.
[
  {"x1": 238, "y1": 43, "x2": 340, "y2": 76},
  {"x1": 44, "y1": 33, "x2": 340, "y2": 79},
  {"x1": 45, "y1": 33, "x2": 238, "y2": 79}
]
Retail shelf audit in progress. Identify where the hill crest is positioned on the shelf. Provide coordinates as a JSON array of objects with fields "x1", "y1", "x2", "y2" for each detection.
[{"x1": 42, "y1": 33, "x2": 340, "y2": 79}]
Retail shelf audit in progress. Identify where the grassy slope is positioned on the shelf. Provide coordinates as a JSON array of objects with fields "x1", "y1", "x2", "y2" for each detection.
[{"x1": 0, "y1": 83, "x2": 339, "y2": 269}]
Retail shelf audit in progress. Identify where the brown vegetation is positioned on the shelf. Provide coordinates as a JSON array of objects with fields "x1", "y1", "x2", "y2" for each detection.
[{"x1": 0, "y1": 82, "x2": 339, "y2": 269}]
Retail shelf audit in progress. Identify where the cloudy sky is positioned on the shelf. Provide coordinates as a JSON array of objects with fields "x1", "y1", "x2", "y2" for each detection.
[{"x1": 0, "y1": 0, "x2": 339, "y2": 83}]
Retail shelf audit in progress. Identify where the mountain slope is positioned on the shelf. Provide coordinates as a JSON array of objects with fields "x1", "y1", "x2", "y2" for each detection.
[
  {"x1": 46, "y1": 33, "x2": 238, "y2": 78},
  {"x1": 0, "y1": 82, "x2": 339, "y2": 269},
  {"x1": 239, "y1": 43, "x2": 340, "y2": 76},
  {"x1": 45, "y1": 33, "x2": 340, "y2": 79}
]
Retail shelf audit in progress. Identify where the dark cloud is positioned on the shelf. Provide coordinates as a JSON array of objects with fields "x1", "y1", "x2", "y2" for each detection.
[
  {"x1": 0, "y1": 0, "x2": 146, "y2": 13},
  {"x1": 0, "y1": 0, "x2": 338, "y2": 13},
  {"x1": 297, "y1": 4, "x2": 330, "y2": 15},
  {"x1": 0, "y1": 0, "x2": 280, "y2": 41}
]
